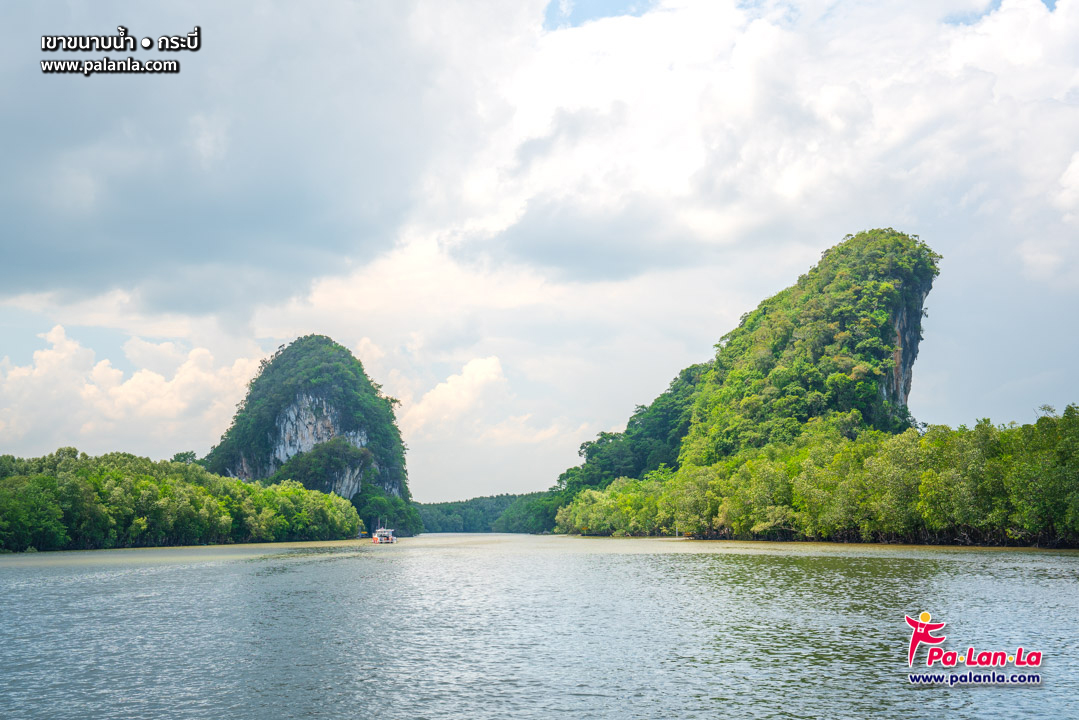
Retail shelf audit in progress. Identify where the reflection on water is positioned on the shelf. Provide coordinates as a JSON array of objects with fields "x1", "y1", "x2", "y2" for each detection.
[{"x1": 1, "y1": 535, "x2": 1076, "y2": 719}]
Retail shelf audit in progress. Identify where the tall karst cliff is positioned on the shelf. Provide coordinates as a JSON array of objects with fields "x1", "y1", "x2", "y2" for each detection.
[
  {"x1": 554, "y1": 228, "x2": 939, "y2": 496},
  {"x1": 204, "y1": 335, "x2": 409, "y2": 500},
  {"x1": 678, "y1": 227, "x2": 939, "y2": 467}
]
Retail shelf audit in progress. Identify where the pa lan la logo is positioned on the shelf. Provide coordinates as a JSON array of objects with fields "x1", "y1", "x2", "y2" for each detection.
[{"x1": 905, "y1": 611, "x2": 1042, "y2": 668}]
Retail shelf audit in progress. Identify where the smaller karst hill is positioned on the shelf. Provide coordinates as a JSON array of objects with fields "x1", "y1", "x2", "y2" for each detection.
[{"x1": 203, "y1": 335, "x2": 410, "y2": 501}]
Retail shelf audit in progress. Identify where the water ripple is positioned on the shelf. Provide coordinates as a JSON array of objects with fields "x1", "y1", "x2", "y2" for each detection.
[{"x1": 1, "y1": 536, "x2": 1076, "y2": 719}]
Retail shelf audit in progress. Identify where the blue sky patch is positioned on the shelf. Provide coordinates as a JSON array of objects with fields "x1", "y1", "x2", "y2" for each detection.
[
  {"x1": 942, "y1": 0, "x2": 1058, "y2": 26},
  {"x1": 943, "y1": 0, "x2": 1002, "y2": 26},
  {"x1": 543, "y1": 0, "x2": 656, "y2": 31},
  {"x1": 0, "y1": 307, "x2": 136, "y2": 375}
]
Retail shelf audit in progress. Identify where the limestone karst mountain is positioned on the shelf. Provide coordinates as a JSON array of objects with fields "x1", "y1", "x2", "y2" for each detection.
[
  {"x1": 494, "y1": 228, "x2": 942, "y2": 534},
  {"x1": 204, "y1": 335, "x2": 410, "y2": 501}
]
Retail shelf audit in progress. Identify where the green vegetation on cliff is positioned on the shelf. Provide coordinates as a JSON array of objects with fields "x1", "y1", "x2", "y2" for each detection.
[
  {"x1": 680, "y1": 228, "x2": 938, "y2": 465},
  {"x1": 265, "y1": 437, "x2": 375, "y2": 495},
  {"x1": 0, "y1": 334, "x2": 424, "y2": 552},
  {"x1": 556, "y1": 362, "x2": 711, "y2": 497},
  {"x1": 506, "y1": 229, "x2": 941, "y2": 535},
  {"x1": 0, "y1": 449, "x2": 361, "y2": 552},
  {"x1": 204, "y1": 335, "x2": 409, "y2": 498}
]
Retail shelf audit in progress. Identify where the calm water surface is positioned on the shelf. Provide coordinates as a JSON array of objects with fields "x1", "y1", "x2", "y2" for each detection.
[{"x1": 1, "y1": 534, "x2": 1077, "y2": 719}]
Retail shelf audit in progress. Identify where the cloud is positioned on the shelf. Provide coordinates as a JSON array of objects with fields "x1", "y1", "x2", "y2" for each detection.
[
  {"x1": 1056, "y1": 152, "x2": 1079, "y2": 216},
  {"x1": 437, "y1": 0, "x2": 1079, "y2": 287},
  {"x1": 479, "y1": 414, "x2": 584, "y2": 446},
  {"x1": 189, "y1": 113, "x2": 230, "y2": 169},
  {"x1": 400, "y1": 357, "x2": 508, "y2": 435},
  {"x1": 122, "y1": 337, "x2": 188, "y2": 377},
  {"x1": 0, "y1": 326, "x2": 259, "y2": 458},
  {"x1": 460, "y1": 193, "x2": 711, "y2": 280},
  {"x1": 2, "y1": 0, "x2": 1078, "y2": 502},
  {"x1": 353, "y1": 337, "x2": 386, "y2": 366},
  {"x1": 1, "y1": 1, "x2": 543, "y2": 319}
]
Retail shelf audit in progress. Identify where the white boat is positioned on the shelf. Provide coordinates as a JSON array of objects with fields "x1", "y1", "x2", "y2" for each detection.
[{"x1": 373, "y1": 527, "x2": 397, "y2": 544}]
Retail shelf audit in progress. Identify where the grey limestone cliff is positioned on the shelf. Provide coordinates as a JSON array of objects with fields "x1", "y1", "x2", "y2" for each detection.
[
  {"x1": 881, "y1": 277, "x2": 932, "y2": 411},
  {"x1": 225, "y1": 393, "x2": 402, "y2": 499},
  {"x1": 272, "y1": 394, "x2": 369, "y2": 467}
]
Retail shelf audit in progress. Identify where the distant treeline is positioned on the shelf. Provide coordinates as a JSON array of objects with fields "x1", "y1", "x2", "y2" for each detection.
[
  {"x1": 0, "y1": 449, "x2": 361, "y2": 553},
  {"x1": 417, "y1": 492, "x2": 552, "y2": 533},
  {"x1": 555, "y1": 407, "x2": 1079, "y2": 547}
]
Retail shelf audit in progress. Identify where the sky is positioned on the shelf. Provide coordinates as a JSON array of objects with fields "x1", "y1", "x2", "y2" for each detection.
[{"x1": 1, "y1": 0, "x2": 1077, "y2": 502}]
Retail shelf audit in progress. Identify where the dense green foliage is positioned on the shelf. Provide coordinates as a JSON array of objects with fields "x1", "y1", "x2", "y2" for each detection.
[
  {"x1": 555, "y1": 406, "x2": 1079, "y2": 546},
  {"x1": 0, "y1": 448, "x2": 361, "y2": 552},
  {"x1": 204, "y1": 335, "x2": 409, "y2": 497},
  {"x1": 264, "y1": 438, "x2": 423, "y2": 536},
  {"x1": 351, "y1": 481, "x2": 423, "y2": 536},
  {"x1": 681, "y1": 228, "x2": 938, "y2": 466},
  {"x1": 265, "y1": 438, "x2": 375, "y2": 495}
]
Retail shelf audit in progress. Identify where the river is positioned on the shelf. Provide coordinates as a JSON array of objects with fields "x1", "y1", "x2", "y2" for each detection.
[{"x1": 1, "y1": 534, "x2": 1076, "y2": 719}]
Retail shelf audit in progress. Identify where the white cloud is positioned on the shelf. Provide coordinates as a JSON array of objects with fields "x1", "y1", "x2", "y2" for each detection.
[
  {"x1": 412, "y1": 0, "x2": 1077, "y2": 290},
  {"x1": 479, "y1": 414, "x2": 585, "y2": 446},
  {"x1": 189, "y1": 113, "x2": 230, "y2": 168},
  {"x1": 0, "y1": 326, "x2": 259, "y2": 458},
  {"x1": 1056, "y1": 151, "x2": 1079, "y2": 217},
  {"x1": 3, "y1": 289, "x2": 194, "y2": 338},
  {"x1": 400, "y1": 357, "x2": 508, "y2": 436},
  {"x1": 2, "y1": 0, "x2": 1078, "y2": 501},
  {"x1": 354, "y1": 337, "x2": 386, "y2": 365},
  {"x1": 122, "y1": 337, "x2": 188, "y2": 377}
]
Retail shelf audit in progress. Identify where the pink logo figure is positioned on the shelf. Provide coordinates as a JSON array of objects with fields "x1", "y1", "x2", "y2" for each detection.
[{"x1": 905, "y1": 611, "x2": 946, "y2": 667}]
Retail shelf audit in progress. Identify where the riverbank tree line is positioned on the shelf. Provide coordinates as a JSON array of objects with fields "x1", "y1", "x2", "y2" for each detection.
[
  {"x1": 555, "y1": 406, "x2": 1079, "y2": 546},
  {"x1": 0, "y1": 449, "x2": 361, "y2": 552}
]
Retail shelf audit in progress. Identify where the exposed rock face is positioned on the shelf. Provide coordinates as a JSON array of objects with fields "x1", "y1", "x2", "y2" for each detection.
[
  {"x1": 882, "y1": 279, "x2": 932, "y2": 411},
  {"x1": 272, "y1": 394, "x2": 369, "y2": 466},
  {"x1": 330, "y1": 463, "x2": 367, "y2": 503},
  {"x1": 225, "y1": 393, "x2": 402, "y2": 499}
]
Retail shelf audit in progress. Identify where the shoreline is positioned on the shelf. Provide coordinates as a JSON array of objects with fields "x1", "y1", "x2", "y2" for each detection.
[{"x1": 5, "y1": 532, "x2": 1077, "y2": 566}]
